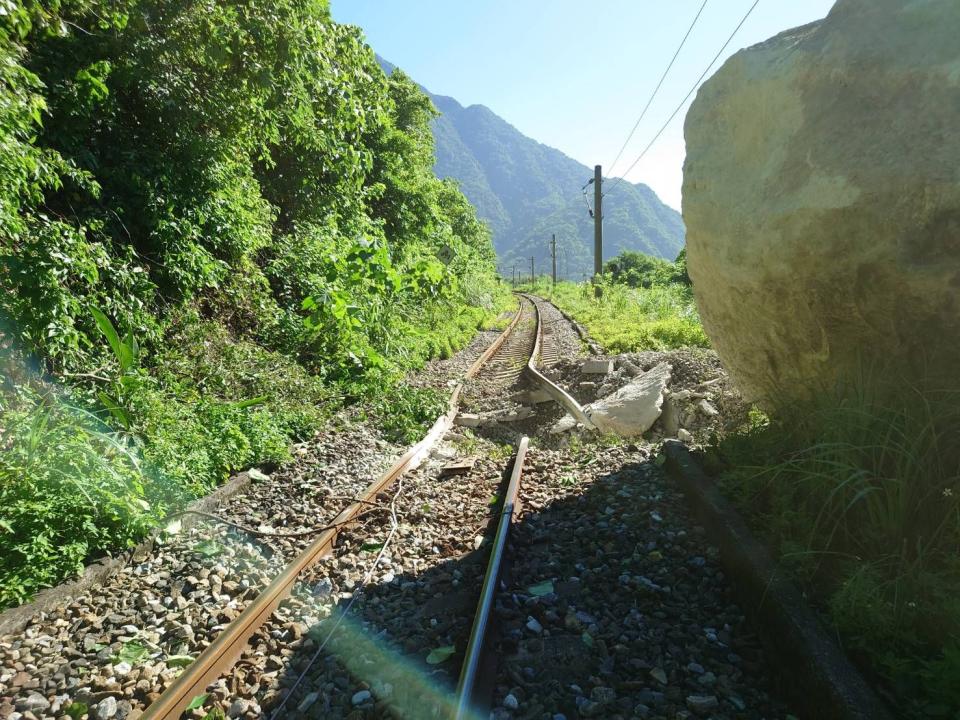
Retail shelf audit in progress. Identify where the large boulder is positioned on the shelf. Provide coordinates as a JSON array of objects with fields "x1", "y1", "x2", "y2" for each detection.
[{"x1": 682, "y1": 0, "x2": 960, "y2": 404}]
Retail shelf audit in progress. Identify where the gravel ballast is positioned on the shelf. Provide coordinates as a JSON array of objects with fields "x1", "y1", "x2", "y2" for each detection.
[
  {"x1": 489, "y1": 444, "x2": 791, "y2": 720},
  {"x1": 0, "y1": 423, "x2": 403, "y2": 719}
]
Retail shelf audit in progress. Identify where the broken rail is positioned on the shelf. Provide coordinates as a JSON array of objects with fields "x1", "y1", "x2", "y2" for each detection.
[{"x1": 521, "y1": 293, "x2": 596, "y2": 430}]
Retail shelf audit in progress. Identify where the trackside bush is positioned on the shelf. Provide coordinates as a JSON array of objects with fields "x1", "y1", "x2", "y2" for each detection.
[{"x1": 0, "y1": 0, "x2": 508, "y2": 606}]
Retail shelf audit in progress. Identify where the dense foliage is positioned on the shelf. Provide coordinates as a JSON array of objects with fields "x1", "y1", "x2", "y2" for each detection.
[
  {"x1": 603, "y1": 249, "x2": 690, "y2": 289},
  {"x1": 0, "y1": 0, "x2": 504, "y2": 606}
]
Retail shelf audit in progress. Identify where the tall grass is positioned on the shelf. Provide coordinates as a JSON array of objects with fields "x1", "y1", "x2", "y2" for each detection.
[
  {"x1": 525, "y1": 277, "x2": 708, "y2": 352},
  {"x1": 719, "y1": 374, "x2": 960, "y2": 717}
]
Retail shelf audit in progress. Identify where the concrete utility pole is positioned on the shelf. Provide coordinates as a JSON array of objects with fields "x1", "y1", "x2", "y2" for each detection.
[
  {"x1": 550, "y1": 234, "x2": 557, "y2": 285},
  {"x1": 512, "y1": 265, "x2": 517, "y2": 286},
  {"x1": 594, "y1": 164, "x2": 603, "y2": 294},
  {"x1": 530, "y1": 256, "x2": 535, "y2": 285}
]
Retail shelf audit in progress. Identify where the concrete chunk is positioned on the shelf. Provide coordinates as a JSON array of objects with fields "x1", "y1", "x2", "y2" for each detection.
[
  {"x1": 581, "y1": 359, "x2": 614, "y2": 375},
  {"x1": 497, "y1": 406, "x2": 533, "y2": 423},
  {"x1": 550, "y1": 415, "x2": 578, "y2": 434},
  {"x1": 454, "y1": 413, "x2": 483, "y2": 428}
]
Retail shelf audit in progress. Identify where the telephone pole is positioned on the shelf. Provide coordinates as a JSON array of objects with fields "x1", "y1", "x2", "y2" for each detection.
[
  {"x1": 594, "y1": 164, "x2": 603, "y2": 294},
  {"x1": 550, "y1": 234, "x2": 557, "y2": 286},
  {"x1": 530, "y1": 256, "x2": 535, "y2": 285},
  {"x1": 512, "y1": 265, "x2": 516, "y2": 286}
]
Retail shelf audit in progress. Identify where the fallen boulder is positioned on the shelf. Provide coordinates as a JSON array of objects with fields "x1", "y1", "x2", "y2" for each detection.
[
  {"x1": 584, "y1": 363, "x2": 672, "y2": 437},
  {"x1": 683, "y1": 0, "x2": 960, "y2": 404}
]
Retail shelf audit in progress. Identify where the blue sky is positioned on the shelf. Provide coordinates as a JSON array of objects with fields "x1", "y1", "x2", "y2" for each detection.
[{"x1": 331, "y1": 0, "x2": 835, "y2": 210}]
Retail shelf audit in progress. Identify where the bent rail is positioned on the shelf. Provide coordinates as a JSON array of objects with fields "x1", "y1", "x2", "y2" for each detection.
[
  {"x1": 142, "y1": 298, "x2": 524, "y2": 720},
  {"x1": 522, "y1": 293, "x2": 596, "y2": 430}
]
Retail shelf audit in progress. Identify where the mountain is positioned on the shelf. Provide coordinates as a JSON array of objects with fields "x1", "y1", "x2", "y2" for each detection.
[{"x1": 378, "y1": 57, "x2": 685, "y2": 279}]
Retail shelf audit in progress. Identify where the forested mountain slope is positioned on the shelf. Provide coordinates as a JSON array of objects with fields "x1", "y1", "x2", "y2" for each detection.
[
  {"x1": 379, "y1": 57, "x2": 686, "y2": 278},
  {"x1": 0, "y1": 0, "x2": 503, "y2": 606}
]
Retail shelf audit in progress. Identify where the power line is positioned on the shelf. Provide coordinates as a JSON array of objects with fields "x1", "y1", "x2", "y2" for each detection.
[
  {"x1": 607, "y1": 0, "x2": 762, "y2": 195},
  {"x1": 606, "y1": 0, "x2": 709, "y2": 177}
]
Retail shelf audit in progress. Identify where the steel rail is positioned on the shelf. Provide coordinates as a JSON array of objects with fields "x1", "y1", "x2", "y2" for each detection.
[
  {"x1": 450, "y1": 296, "x2": 524, "y2": 408},
  {"x1": 141, "y1": 298, "x2": 524, "y2": 720},
  {"x1": 452, "y1": 296, "x2": 588, "y2": 717},
  {"x1": 521, "y1": 294, "x2": 597, "y2": 429},
  {"x1": 453, "y1": 436, "x2": 529, "y2": 720}
]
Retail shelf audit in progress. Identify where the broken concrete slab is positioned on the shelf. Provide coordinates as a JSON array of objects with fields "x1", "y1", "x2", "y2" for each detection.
[
  {"x1": 440, "y1": 458, "x2": 476, "y2": 477},
  {"x1": 660, "y1": 394, "x2": 680, "y2": 437},
  {"x1": 620, "y1": 359, "x2": 643, "y2": 377},
  {"x1": 496, "y1": 406, "x2": 534, "y2": 423},
  {"x1": 582, "y1": 358, "x2": 614, "y2": 375},
  {"x1": 507, "y1": 390, "x2": 553, "y2": 405},
  {"x1": 526, "y1": 389, "x2": 554, "y2": 405},
  {"x1": 550, "y1": 415, "x2": 578, "y2": 434},
  {"x1": 698, "y1": 399, "x2": 719, "y2": 417},
  {"x1": 454, "y1": 413, "x2": 483, "y2": 428},
  {"x1": 584, "y1": 362, "x2": 672, "y2": 437}
]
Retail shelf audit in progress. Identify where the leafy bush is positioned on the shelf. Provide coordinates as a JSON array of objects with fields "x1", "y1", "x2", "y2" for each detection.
[
  {"x1": 602, "y1": 248, "x2": 690, "y2": 289},
  {"x1": 0, "y1": 387, "x2": 161, "y2": 608},
  {"x1": 364, "y1": 386, "x2": 450, "y2": 446},
  {"x1": 0, "y1": 0, "x2": 506, "y2": 606}
]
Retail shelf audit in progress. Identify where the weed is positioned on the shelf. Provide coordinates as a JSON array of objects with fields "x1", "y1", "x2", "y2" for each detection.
[
  {"x1": 717, "y1": 374, "x2": 960, "y2": 718},
  {"x1": 488, "y1": 443, "x2": 516, "y2": 462}
]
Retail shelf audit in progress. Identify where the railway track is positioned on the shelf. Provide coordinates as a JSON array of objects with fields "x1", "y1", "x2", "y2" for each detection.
[
  {"x1": 0, "y1": 293, "x2": 571, "y2": 720},
  {"x1": 151, "y1": 294, "x2": 572, "y2": 720},
  {"x1": 133, "y1": 296, "x2": 550, "y2": 720},
  {"x1": 0, "y1": 294, "x2": 795, "y2": 720}
]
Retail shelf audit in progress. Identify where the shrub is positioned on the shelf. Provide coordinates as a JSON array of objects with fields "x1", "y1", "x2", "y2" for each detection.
[
  {"x1": 0, "y1": 387, "x2": 161, "y2": 607},
  {"x1": 0, "y1": 0, "x2": 506, "y2": 607}
]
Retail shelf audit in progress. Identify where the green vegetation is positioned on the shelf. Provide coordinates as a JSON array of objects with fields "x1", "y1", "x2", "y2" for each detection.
[
  {"x1": 522, "y1": 249, "x2": 706, "y2": 352},
  {"x1": 716, "y1": 376, "x2": 960, "y2": 718},
  {"x1": 0, "y1": 0, "x2": 506, "y2": 607},
  {"x1": 603, "y1": 248, "x2": 690, "y2": 289}
]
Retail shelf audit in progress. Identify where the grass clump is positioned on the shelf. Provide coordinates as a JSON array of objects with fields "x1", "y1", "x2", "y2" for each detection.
[
  {"x1": 524, "y1": 276, "x2": 708, "y2": 352},
  {"x1": 717, "y1": 376, "x2": 960, "y2": 718}
]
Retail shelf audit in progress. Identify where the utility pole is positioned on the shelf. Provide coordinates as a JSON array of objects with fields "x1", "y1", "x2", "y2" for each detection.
[
  {"x1": 512, "y1": 265, "x2": 516, "y2": 286},
  {"x1": 594, "y1": 164, "x2": 603, "y2": 295},
  {"x1": 530, "y1": 256, "x2": 535, "y2": 285},
  {"x1": 550, "y1": 234, "x2": 557, "y2": 286}
]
